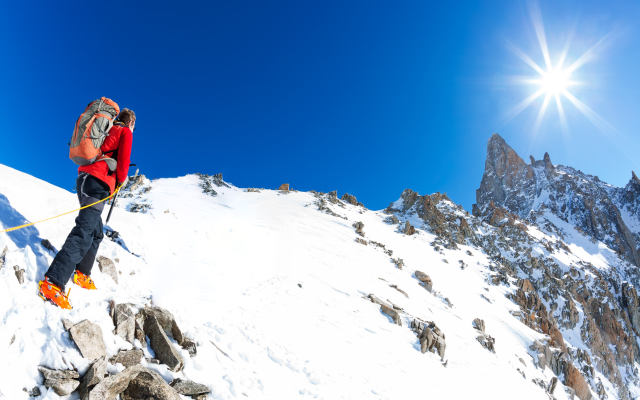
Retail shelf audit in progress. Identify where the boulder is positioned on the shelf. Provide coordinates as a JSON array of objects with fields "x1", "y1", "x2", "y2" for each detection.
[
  {"x1": 141, "y1": 306, "x2": 184, "y2": 344},
  {"x1": 88, "y1": 365, "x2": 179, "y2": 400},
  {"x1": 278, "y1": 183, "x2": 289, "y2": 191},
  {"x1": 44, "y1": 378, "x2": 79, "y2": 396},
  {"x1": 113, "y1": 303, "x2": 136, "y2": 344},
  {"x1": 109, "y1": 350, "x2": 143, "y2": 367},
  {"x1": 414, "y1": 270, "x2": 432, "y2": 292},
  {"x1": 78, "y1": 356, "x2": 107, "y2": 400},
  {"x1": 121, "y1": 369, "x2": 181, "y2": 400},
  {"x1": 170, "y1": 378, "x2": 211, "y2": 397},
  {"x1": 69, "y1": 320, "x2": 107, "y2": 360},
  {"x1": 97, "y1": 256, "x2": 118, "y2": 284},
  {"x1": 404, "y1": 221, "x2": 416, "y2": 236},
  {"x1": 144, "y1": 315, "x2": 184, "y2": 372},
  {"x1": 548, "y1": 377, "x2": 558, "y2": 394},
  {"x1": 38, "y1": 366, "x2": 80, "y2": 396}
]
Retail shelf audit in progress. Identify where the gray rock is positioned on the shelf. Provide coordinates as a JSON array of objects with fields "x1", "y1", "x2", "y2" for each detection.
[
  {"x1": 87, "y1": 365, "x2": 176, "y2": 400},
  {"x1": 44, "y1": 378, "x2": 79, "y2": 396},
  {"x1": 38, "y1": 366, "x2": 80, "y2": 380},
  {"x1": 549, "y1": 377, "x2": 558, "y2": 394},
  {"x1": 113, "y1": 303, "x2": 136, "y2": 344},
  {"x1": 472, "y1": 318, "x2": 485, "y2": 333},
  {"x1": 181, "y1": 337, "x2": 197, "y2": 357},
  {"x1": 121, "y1": 369, "x2": 181, "y2": 400},
  {"x1": 62, "y1": 318, "x2": 75, "y2": 331},
  {"x1": 414, "y1": 271, "x2": 433, "y2": 292},
  {"x1": 352, "y1": 221, "x2": 365, "y2": 237},
  {"x1": 141, "y1": 306, "x2": 184, "y2": 344},
  {"x1": 26, "y1": 386, "x2": 41, "y2": 397},
  {"x1": 380, "y1": 304, "x2": 402, "y2": 326},
  {"x1": 384, "y1": 215, "x2": 399, "y2": 225},
  {"x1": 69, "y1": 320, "x2": 107, "y2": 360},
  {"x1": 14, "y1": 267, "x2": 25, "y2": 284},
  {"x1": 78, "y1": 356, "x2": 107, "y2": 400},
  {"x1": 404, "y1": 221, "x2": 416, "y2": 236},
  {"x1": 97, "y1": 256, "x2": 118, "y2": 284},
  {"x1": 134, "y1": 318, "x2": 147, "y2": 348},
  {"x1": 144, "y1": 315, "x2": 184, "y2": 372},
  {"x1": 110, "y1": 350, "x2": 143, "y2": 367},
  {"x1": 170, "y1": 378, "x2": 211, "y2": 396},
  {"x1": 341, "y1": 193, "x2": 359, "y2": 206}
]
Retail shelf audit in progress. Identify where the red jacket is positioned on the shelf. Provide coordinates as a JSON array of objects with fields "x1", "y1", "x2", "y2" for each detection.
[{"x1": 78, "y1": 123, "x2": 133, "y2": 193}]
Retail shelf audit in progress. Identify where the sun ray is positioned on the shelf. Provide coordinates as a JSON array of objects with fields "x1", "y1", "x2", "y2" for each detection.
[
  {"x1": 565, "y1": 32, "x2": 612, "y2": 74},
  {"x1": 561, "y1": 89, "x2": 614, "y2": 135},
  {"x1": 506, "y1": 42, "x2": 546, "y2": 76},
  {"x1": 531, "y1": 92, "x2": 552, "y2": 136},
  {"x1": 527, "y1": 0, "x2": 552, "y2": 70},
  {"x1": 554, "y1": 93, "x2": 570, "y2": 137},
  {"x1": 503, "y1": 87, "x2": 546, "y2": 124}
]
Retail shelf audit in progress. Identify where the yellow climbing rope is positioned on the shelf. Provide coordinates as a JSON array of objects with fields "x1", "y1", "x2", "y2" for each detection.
[{"x1": 0, "y1": 186, "x2": 121, "y2": 234}]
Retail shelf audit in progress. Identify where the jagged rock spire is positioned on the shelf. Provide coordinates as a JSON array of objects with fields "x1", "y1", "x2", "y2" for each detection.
[{"x1": 474, "y1": 133, "x2": 536, "y2": 218}]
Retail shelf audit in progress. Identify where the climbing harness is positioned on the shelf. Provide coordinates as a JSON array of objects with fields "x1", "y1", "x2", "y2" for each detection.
[{"x1": 0, "y1": 186, "x2": 121, "y2": 234}]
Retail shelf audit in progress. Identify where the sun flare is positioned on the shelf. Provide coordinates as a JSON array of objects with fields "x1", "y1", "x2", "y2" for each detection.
[{"x1": 504, "y1": 1, "x2": 612, "y2": 136}]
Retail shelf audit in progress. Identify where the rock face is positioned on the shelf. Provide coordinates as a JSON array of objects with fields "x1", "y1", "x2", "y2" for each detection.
[
  {"x1": 622, "y1": 282, "x2": 640, "y2": 336},
  {"x1": 97, "y1": 256, "x2": 118, "y2": 284},
  {"x1": 70, "y1": 320, "x2": 107, "y2": 360},
  {"x1": 144, "y1": 315, "x2": 184, "y2": 372}
]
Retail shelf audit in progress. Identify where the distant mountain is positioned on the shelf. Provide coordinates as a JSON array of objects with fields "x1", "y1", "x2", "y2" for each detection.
[{"x1": 474, "y1": 133, "x2": 640, "y2": 268}]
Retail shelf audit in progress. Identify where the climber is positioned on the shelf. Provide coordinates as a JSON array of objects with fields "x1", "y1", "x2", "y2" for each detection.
[{"x1": 38, "y1": 108, "x2": 135, "y2": 309}]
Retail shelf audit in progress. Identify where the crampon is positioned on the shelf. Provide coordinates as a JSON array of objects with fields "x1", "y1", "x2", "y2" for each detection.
[{"x1": 38, "y1": 278, "x2": 72, "y2": 309}]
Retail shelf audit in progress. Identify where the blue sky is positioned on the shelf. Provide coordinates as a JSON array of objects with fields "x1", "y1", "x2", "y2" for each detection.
[{"x1": 1, "y1": 1, "x2": 638, "y2": 211}]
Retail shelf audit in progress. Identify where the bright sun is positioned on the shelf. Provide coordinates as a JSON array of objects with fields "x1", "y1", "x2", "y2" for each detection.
[
  {"x1": 539, "y1": 68, "x2": 571, "y2": 94},
  {"x1": 504, "y1": 1, "x2": 612, "y2": 136}
]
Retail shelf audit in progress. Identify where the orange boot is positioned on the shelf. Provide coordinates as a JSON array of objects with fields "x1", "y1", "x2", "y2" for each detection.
[
  {"x1": 38, "y1": 278, "x2": 72, "y2": 309},
  {"x1": 73, "y1": 271, "x2": 97, "y2": 290}
]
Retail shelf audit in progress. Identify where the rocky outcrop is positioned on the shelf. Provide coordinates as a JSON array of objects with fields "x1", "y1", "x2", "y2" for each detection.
[
  {"x1": 472, "y1": 318, "x2": 495, "y2": 352},
  {"x1": 70, "y1": 320, "x2": 107, "y2": 360},
  {"x1": 341, "y1": 193, "x2": 364, "y2": 207},
  {"x1": 278, "y1": 183, "x2": 289, "y2": 191},
  {"x1": 622, "y1": 282, "x2": 640, "y2": 337},
  {"x1": 352, "y1": 221, "x2": 365, "y2": 237},
  {"x1": 196, "y1": 172, "x2": 231, "y2": 197},
  {"x1": 412, "y1": 319, "x2": 446, "y2": 360},
  {"x1": 474, "y1": 133, "x2": 537, "y2": 217},
  {"x1": 403, "y1": 221, "x2": 416, "y2": 236}
]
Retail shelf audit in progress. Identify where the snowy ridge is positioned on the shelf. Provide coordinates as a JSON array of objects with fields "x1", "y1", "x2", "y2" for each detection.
[{"x1": 0, "y1": 154, "x2": 638, "y2": 399}]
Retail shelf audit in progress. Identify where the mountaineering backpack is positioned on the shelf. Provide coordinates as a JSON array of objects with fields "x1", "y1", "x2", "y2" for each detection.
[{"x1": 69, "y1": 97, "x2": 120, "y2": 170}]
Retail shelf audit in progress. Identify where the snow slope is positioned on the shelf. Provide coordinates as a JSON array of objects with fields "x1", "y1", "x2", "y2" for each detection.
[{"x1": 0, "y1": 163, "x2": 608, "y2": 399}]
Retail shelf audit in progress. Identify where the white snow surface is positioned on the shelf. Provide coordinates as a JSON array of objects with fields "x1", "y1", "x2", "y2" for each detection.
[{"x1": 0, "y1": 163, "x2": 588, "y2": 399}]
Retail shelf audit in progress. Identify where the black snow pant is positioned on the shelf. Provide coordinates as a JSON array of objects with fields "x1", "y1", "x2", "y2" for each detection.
[{"x1": 45, "y1": 173, "x2": 110, "y2": 290}]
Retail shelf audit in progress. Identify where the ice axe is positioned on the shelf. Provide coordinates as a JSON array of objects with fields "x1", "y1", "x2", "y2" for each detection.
[{"x1": 106, "y1": 164, "x2": 138, "y2": 224}]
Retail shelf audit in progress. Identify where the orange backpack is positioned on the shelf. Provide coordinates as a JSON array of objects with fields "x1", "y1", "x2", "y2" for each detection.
[{"x1": 69, "y1": 97, "x2": 120, "y2": 169}]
